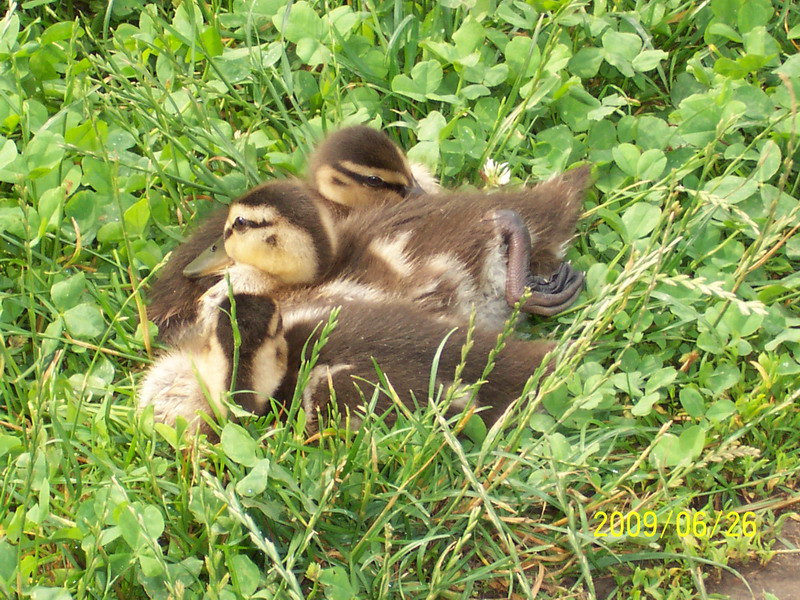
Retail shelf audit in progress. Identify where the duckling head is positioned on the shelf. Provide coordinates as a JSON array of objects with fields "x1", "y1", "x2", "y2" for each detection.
[
  {"x1": 137, "y1": 292, "x2": 287, "y2": 432},
  {"x1": 309, "y1": 125, "x2": 425, "y2": 208},
  {"x1": 214, "y1": 293, "x2": 288, "y2": 415},
  {"x1": 185, "y1": 181, "x2": 337, "y2": 285}
]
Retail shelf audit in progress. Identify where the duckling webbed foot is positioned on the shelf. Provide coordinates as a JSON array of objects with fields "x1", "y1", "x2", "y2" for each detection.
[
  {"x1": 524, "y1": 262, "x2": 584, "y2": 316},
  {"x1": 486, "y1": 209, "x2": 584, "y2": 317}
]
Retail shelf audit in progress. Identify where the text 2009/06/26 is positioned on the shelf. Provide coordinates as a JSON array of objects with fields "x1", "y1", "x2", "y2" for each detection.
[{"x1": 592, "y1": 510, "x2": 758, "y2": 539}]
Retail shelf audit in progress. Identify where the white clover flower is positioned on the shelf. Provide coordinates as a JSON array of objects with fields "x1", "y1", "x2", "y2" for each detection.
[{"x1": 482, "y1": 158, "x2": 512, "y2": 187}]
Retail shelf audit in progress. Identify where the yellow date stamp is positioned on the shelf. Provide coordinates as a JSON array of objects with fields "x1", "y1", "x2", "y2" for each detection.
[{"x1": 592, "y1": 510, "x2": 758, "y2": 539}]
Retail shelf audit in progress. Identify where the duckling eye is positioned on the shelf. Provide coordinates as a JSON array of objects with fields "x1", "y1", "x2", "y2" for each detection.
[
  {"x1": 232, "y1": 216, "x2": 251, "y2": 232},
  {"x1": 365, "y1": 175, "x2": 384, "y2": 187}
]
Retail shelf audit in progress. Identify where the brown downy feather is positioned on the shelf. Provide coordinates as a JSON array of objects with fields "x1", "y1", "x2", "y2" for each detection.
[
  {"x1": 146, "y1": 207, "x2": 229, "y2": 343},
  {"x1": 272, "y1": 296, "x2": 555, "y2": 432}
]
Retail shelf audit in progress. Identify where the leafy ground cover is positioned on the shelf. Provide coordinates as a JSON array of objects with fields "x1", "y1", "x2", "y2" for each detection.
[{"x1": 0, "y1": 0, "x2": 798, "y2": 597}]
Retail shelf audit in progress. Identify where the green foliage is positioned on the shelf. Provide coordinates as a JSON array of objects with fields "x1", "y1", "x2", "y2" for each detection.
[{"x1": 0, "y1": 0, "x2": 798, "y2": 598}]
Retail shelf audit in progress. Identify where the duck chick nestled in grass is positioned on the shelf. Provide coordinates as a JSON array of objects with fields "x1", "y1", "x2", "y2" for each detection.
[
  {"x1": 272, "y1": 297, "x2": 558, "y2": 434},
  {"x1": 139, "y1": 291, "x2": 559, "y2": 436},
  {"x1": 148, "y1": 125, "x2": 432, "y2": 343},
  {"x1": 149, "y1": 180, "x2": 339, "y2": 345}
]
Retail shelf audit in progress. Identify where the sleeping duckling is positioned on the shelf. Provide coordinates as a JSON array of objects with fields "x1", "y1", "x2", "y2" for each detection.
[
  {"x1": 183, "y1": 167, "x2": 589, "y2": 330},
  {"x1": 137, "y1": 293, "x2": 287, "y2": 434},
  {"x1": 308, "y1": 125, "x2": 432, "y2": 213},
  {"x1": 139, "y1": 288, "x2": 556, "y2": 434},
  {"x1": 148, "y1": 126, "x2": 429, "y2": 343}
]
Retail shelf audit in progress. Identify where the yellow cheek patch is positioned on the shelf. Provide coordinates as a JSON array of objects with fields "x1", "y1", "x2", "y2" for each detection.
[
  {"x1": 315, "y1": 164, "x2": 363, "y2": 208},
  {"x1": 225, "y1": 226, "x2": 320, "y2": 285},
  {"x1": 315, "y1": 163, "x2": 411, "y2": 209}
]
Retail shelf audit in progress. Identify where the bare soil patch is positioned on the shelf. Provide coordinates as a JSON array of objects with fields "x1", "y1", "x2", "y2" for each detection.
[{"x1": 705, "y1": 516, "x2": 800, "y2": 600}]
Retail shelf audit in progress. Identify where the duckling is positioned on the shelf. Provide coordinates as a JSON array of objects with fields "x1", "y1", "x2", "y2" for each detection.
[
  {"x1": 148, "y1": 125, "x2": 429, "y2": 343},
  {"x1": 332, "y1": 165, "x2": 590, "y2": 328},
  {"x1": 139, "y1": 288, "x2": 556, "y2": 434},
  {"x1": 308, "y1": 125, "x2": 431, "y2": 213},
  {"x1": 140, "y1": 264, "x2": 556, "y2": 435},
  {"x1": 137, "y1": 293, "x2": 287, "y2": 434},
  {"x1": 148, "y1": 181, "x2": 337, "y2": 344}
]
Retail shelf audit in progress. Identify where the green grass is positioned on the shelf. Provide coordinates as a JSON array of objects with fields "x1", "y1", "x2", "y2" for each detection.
[{"x1": 0, "y1": 0, "x2": 799, "y2": 597}]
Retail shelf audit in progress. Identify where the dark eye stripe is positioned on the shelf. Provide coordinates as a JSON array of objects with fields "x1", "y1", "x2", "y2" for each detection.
[
  {"x1": 230, "y1": 218, "x2": 276, "y2": 232},
  {"x1": 354, "y1": 173, "x2": 407, "y2": 194},
  {"x1": 332, "y1": 164, "x2": 409, "y2": 194}
]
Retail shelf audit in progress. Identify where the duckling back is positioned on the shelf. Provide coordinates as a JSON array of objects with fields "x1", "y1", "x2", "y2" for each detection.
[
  {"x1": 325, "y1": 166, "x2": 590, "y2": 328},
  {"x1": 273, "y1": 296, "x2": 555, "y2": 432}
]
